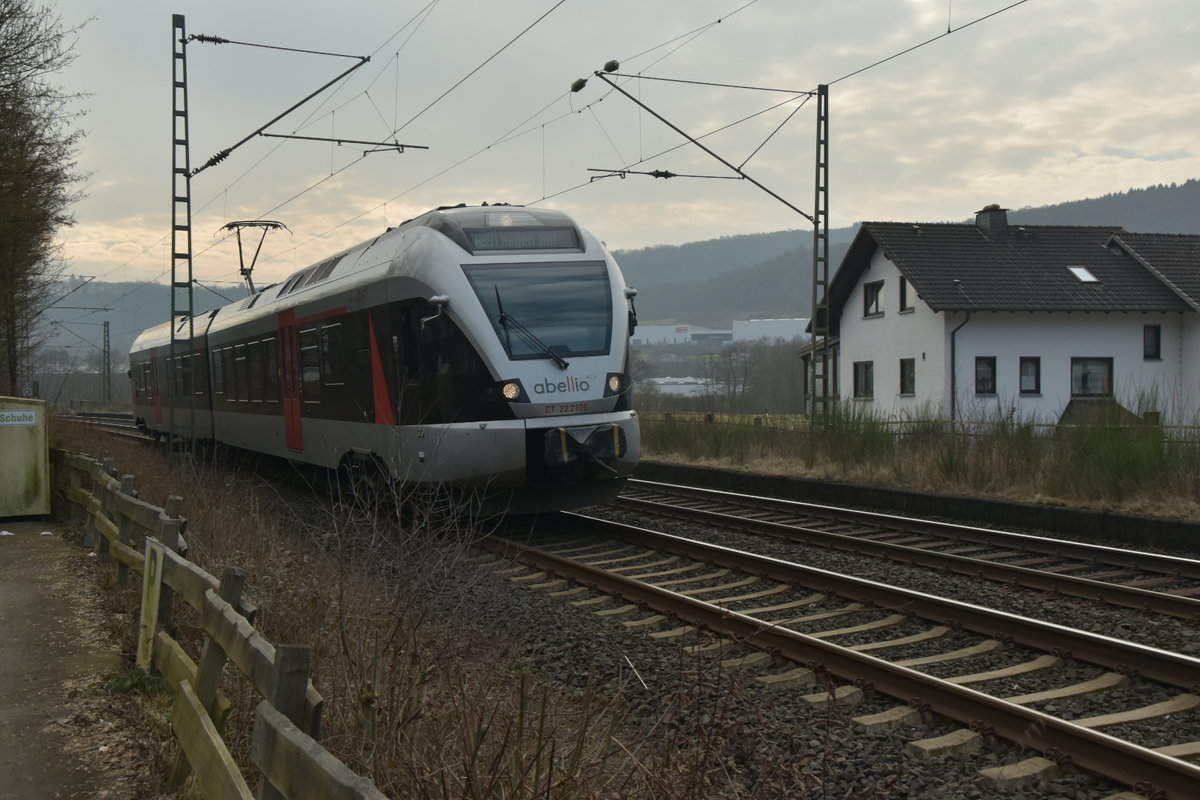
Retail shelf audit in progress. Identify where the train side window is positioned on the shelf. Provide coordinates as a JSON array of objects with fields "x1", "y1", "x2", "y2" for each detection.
[
  {"x1": 212, "y1": 349, "x2": 225, "y2": 395},
  {"x1": 179, "y1": 354, "x2": 192, "y2": 396},
  {"x1": 222, "y1": 348, "x2": 236, "y2": 402},
  {"x1": 300, "y1": 328, "x2": 321, "y2": 403},
  {"x1": 193, "y1": 349, "x2": 206, "y2": 396},
  {"x1": 156, "y1": 359, "x2": 167, "y2": 399},
  {"x1": 320, "y1": 323, "x2": 345, "y2": 386},
  {"x1": 234, "y1": 344, "x2": 248, "y2": 402},
  {"x1": 263, "y1": 337, "x2": 279, "y2": 402},
  {"x1": 248, "y1": 341, "x2": 264, "y2": 402},
  {"x1": 397, "y1": 305, "x2": 421, "y2": 380}
]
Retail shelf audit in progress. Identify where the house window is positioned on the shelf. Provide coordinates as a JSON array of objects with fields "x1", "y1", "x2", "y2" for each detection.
[
  {"x1": 1019, "y1": 357, "x2": 1040, "y2": 395},
  {"x1": 1144, "y1": 325, "x2": 1161, "y2": 360},
  {"x1": 899, "y1": 358, "x2": 915, "y2": 395},
  {"x1": 863, "y1": 281, "x2": 883, "y2": 317},
  {"x1": 1071, "y1": 357, "x2": 1112, "y2": 397},
  {"x1": 853, "y1": 361, "x2": 874, "y2": 399},
  {"x1": 899, "y1": 277, "x2": 913, "y2": 312},
  {"x1": 975, "y1": 356, "x2": 996, "y2": 395}
]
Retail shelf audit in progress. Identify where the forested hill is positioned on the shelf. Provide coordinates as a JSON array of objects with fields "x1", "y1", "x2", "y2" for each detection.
[
  {"x1": 42, "y1": 279, "x2": 247, "y2": 370},
  {"x1": 633, "y1": 241, "x2": 849, "y2": 329},
  {"x1": 624, "y1": 179, "x2": 1200, "y2": 326},
  {"x1": 43, "y1": 180, "x2": 1200, "y2": 360},
  {"x1": 1004, "y1": 180, "x2": 1200, "y2": 231},
  {"x1": 613, "y1": 229, "x2": 840, "y2": 289}
]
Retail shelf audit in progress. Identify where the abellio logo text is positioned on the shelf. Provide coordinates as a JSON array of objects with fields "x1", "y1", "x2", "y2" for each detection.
[{"x1": 533, "y1": 376, "x2": 589, "y2": 395}]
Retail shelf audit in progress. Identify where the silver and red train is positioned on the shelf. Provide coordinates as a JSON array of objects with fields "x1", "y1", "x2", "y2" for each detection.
[{"x1": 130, "y1": 205, "x2": 640, "y2": 512}]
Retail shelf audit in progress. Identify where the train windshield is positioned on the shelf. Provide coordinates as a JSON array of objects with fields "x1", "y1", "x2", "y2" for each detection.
[{"x1": 463, "y1": 261, "x2": 612, "y2": 360}]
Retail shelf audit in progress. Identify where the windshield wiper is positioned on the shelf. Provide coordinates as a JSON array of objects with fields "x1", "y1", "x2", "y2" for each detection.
[{"x1": 494, "y1": 286, "x2": 569, "y2": 370}]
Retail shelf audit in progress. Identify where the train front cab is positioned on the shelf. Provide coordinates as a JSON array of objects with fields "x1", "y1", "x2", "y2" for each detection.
[{"x1": 374, "y1": 293, "x2": 638, "y2": 511}]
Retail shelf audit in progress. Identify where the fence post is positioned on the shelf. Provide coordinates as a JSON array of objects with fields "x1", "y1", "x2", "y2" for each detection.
[
  {"x1": 156, "y1": 495, "x2": 184, "y2": 636},
  {"x1": 68, "y1": 461, "x2": 83, "y2": 526},
  {"x1": 137, "y1": 538, "x2": 165, "y2": 670},
  {"x1": 116, "y1": 475, "x2": 136, "y2": 587},
  {"x1": 96, "y1": 459, "x2": 114, "y2": 562},
  {"x1": 81, "y1": 458, "x2": 101, "y2": 548},
  {"x1": 168, "y1": 566, "x2": 247, "y2": 791},
  {"x1": 257, "y1": 645, "x2": 312, "y2": 800}
]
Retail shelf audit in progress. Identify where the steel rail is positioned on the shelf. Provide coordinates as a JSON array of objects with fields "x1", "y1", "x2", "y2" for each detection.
[
  {"x1": 556, "y1": 513, "x2": 1200, "y2": 689},
  {"x1": 482, "y1": 517, "x2": 1200, "y2": 797},
  {"x1": 620, "y1": 481, "x2": 1200, "y2": 620},
  {"x1": 627, "y1": 479, "x2": 1200, "y2": 578}
]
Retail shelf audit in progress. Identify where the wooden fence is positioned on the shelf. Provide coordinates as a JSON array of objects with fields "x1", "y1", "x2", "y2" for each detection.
[{"x1": 54, "y1": 450, "x2": 388, "y2": 800}]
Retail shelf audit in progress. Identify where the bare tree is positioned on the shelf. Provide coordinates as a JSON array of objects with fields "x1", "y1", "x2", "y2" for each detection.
[{"x1": 0, "y1": 0, "x2": 86, "y2": 394}]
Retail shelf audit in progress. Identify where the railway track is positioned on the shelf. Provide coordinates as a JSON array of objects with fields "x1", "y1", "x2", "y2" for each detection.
[
  {"x1": 482, "y1": 513, "x2": 1200, "y2": 797},
  {"x1": 61, "y1": 412, "x2": 152, "y2": 444},
  {"x1": 616, "y1": 479, "x2": 1200, "y2": 621}
]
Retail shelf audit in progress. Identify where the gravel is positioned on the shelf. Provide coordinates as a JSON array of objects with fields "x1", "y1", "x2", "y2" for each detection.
[{"x1": 441, "y1": 504, "x2": 1200, "y2": 798}]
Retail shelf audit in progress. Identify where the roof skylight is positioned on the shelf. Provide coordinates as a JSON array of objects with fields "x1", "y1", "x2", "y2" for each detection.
[{"x1": 1067, "y1": 265, "x2": 1099, "y2": 283}]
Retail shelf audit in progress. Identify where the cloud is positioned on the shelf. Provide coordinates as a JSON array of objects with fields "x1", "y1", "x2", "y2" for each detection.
[
  {"x1": 1101, "y1": 146, "x2": 1192, "y2": 162},
  {"x1": 53, "y1": 0, "x2": 1200, "y2": 283}
]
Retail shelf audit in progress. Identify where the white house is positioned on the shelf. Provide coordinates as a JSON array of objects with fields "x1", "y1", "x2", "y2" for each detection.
[{"x1": 825, "y1": 205, "x2": 1200, "y2": 424}]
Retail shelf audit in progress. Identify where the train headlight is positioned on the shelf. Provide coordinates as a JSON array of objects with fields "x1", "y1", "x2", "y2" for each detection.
[
  {"x1": 603, "y1": 373, "x2": 628, "y2": 397},
  {"x1": 494, "y1": 379, "x2": 528, "y2": 403}
]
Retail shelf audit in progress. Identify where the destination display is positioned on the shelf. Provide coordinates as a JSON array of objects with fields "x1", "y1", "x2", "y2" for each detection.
[{"x1": 466, "y1": 227, "x2": 579, "y2": 252}]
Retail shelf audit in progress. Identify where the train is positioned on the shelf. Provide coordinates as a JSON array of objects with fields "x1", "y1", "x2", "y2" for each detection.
[{"x1": 129, "y1": 204, "x2": 640, "y2": 513}]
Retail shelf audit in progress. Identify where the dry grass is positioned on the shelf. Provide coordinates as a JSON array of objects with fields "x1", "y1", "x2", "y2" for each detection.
[
  {"x1": 51, "y1": 417, "x2": 872, "y2": 798},
  {"x1": 641, "y1": 413, "x2": 1200, "y2": 520}
]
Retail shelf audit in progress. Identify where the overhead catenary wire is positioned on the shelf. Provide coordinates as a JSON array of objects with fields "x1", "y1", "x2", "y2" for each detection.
[
  {"x1": 826, "y1": 0, "x2": 1029, "y2": 87},
  {"x1": 87, "y1": 11, "x2": 439, "y2": 309},
  {"x1": 532, "y1": 0, "x2": 1033, "y2": 210},
  {"x1": 60, "y1": 0, "x2": 713, "y2": 329},
  {"x1": 174, "y1": 0, "x2": 749, "y2": 286},
  {"x1": 242, "y1": 1, "x2": 752, "y2": 273},
  {"x1": 604, "y1": 72, "x2": 812, "y2": 95},
  {"x1": 92, "y1": 0, "x2": 1031, "y2": 298},
  {"x1": 188, "y1": 0, "x2": 442, "y2": 224},
  {"x1": 50, "y1": 0, "x2": 1037, "y2": 360},
  {"x1": 391, "y1": 0, "x2": 569, "y2": 135}
]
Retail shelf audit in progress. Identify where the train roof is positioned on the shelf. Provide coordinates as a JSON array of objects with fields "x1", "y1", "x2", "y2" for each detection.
[{"x1": 130, "y1": 204, "x2": 607, "y2": 353}]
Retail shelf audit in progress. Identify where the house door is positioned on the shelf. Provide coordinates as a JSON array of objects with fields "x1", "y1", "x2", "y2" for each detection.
[{"x1": 278, "y1": 311, "x2": 303, "y2": 451}]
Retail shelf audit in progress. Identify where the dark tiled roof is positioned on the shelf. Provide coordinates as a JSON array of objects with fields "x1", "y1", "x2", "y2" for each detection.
[
  {"x1": 829, "y1": 221, "x2": 1194, "y2": 317},
  {"x1": 1111, "y1": 232, "x2": 1200, "y2": 310}
]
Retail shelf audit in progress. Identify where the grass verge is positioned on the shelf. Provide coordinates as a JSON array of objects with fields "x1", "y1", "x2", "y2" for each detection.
[{"x1": 51, "y1": 418, "x2": 878, "y2": 798}]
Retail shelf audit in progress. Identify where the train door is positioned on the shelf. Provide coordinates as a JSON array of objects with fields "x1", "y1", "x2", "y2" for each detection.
[
  {"x1": 150, "y1": 348, "x2": 163, "y2": 426},
  {"x1": 278, "y1": 311, "x2": 303, "y2": 451}
]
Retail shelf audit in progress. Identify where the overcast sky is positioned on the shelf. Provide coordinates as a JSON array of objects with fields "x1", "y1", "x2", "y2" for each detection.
[{"x1": 53, "y1": 0, "x2": 1199, "y2": 293}]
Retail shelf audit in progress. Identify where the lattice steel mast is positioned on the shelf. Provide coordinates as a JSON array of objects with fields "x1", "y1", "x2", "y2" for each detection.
[
  {"x1": 809, "y1": 84, "x2": 830, "y2": 418},
  {"x1": 169, "y1": 14, "x2": 195, "y2": 455}
]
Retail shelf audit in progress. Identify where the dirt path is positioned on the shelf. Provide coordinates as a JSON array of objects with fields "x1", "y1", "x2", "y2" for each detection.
[{"x1": 0, "y1": 519, "x2": 126, "y2": 799}]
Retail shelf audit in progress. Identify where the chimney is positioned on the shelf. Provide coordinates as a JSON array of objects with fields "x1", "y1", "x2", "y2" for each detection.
[{"x1": 975, "y1": 204, "x2": 1009, "y2": 240}]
